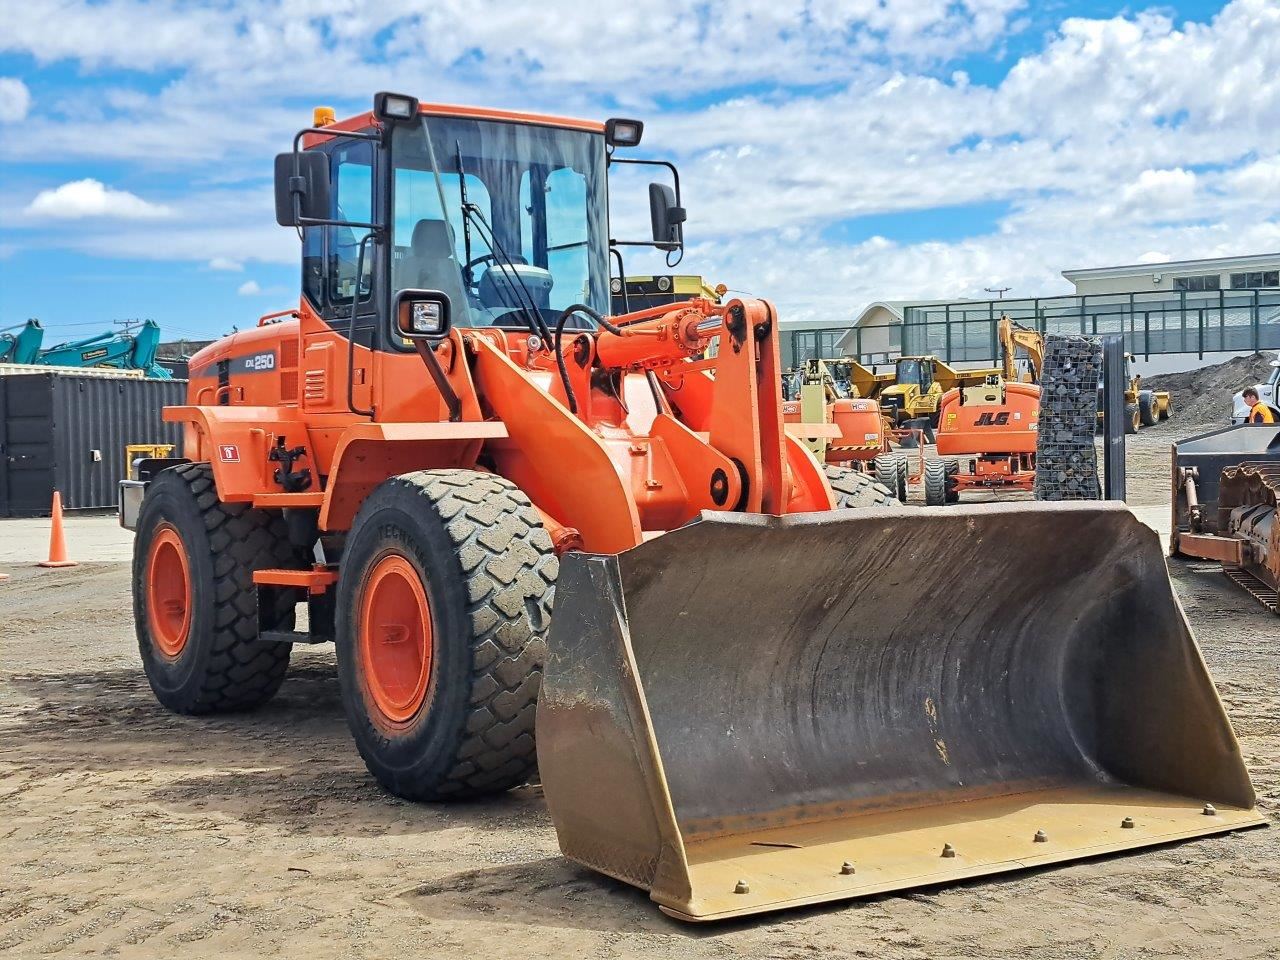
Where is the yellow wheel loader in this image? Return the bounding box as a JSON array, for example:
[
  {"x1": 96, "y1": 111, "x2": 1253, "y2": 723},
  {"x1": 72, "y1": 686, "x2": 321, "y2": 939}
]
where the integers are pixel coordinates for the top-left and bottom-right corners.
[
  {"x1": 1096, "y1": 353, "x2": 1174, "y2": 433},
  {"x1": 124, "y1": 93, "x2": 1261, "y2": 925},
  {"x1": 879, "y1": 354, "x2": 1002, "y2": 427}
]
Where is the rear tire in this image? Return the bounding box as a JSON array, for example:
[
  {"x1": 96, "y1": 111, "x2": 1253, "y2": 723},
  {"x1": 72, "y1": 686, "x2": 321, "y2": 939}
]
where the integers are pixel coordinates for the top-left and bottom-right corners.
[
  {"x1": 824, "y1": 464, "x2": 897, "y2": 508},
  {"x1": 924, "y1": 458, "x2": 948, "y2": 507},
  {"x1": 895, "y1": 457, "x2": 909, "y2": 502},
  {"x1": 335, "y1": 469, "x2": 557, "y2": 801},
  {"x1": 133, "y1": 462, "x2": 302, "y2": 714},
  {"x1": 1159, "y1": 398, "x2": 1172, "y2": 421},
  {"x1": 1139, "y1": 392, "x2": 1157, "y2": 427}
]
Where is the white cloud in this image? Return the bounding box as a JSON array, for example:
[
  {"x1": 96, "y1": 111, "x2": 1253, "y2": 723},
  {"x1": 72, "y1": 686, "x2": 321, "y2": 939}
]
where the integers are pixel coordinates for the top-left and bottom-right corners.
[
  {"x1": 0, "y1": 78, "x2": 29, "y2": 122},
  {"x1": 208, "y1": 257, "x2": 243, "y2": 271},
  {"x1": 24, "y1": 179, "x2": 171, "y2": 220},
  {"x1": 237, "y1": 280, "x2": 262, "y2": 296},
  {"x1": 5, "y1": 0, "x2": 1280, "y2": 334},
  {"x1": 0, "y1": 1, "x2": 1027, "y2": 95}
]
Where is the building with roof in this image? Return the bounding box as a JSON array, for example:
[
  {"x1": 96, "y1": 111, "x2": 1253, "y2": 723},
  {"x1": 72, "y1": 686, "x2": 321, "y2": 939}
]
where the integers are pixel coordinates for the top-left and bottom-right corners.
[
  {"x1": 1064, "y1": 252, "x2": 1280, "y2": 297},
  {"x1": 783, "y1": 253, "x2": 1280, "y2": 372}
]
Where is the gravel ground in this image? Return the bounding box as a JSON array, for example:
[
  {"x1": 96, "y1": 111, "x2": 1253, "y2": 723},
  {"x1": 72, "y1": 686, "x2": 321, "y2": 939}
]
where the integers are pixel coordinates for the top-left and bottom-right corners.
[{"x1": 0, "y1": 420, "x2": 1277, "y2": 959}]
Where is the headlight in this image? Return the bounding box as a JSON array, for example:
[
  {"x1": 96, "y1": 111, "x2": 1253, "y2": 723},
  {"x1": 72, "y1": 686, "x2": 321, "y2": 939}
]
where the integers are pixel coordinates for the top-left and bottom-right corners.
[
  {"x1": 374, "y1": 91, "x2": 420, "y2": 123},
  {"x1": 410, "y1": 300, "x2": 444, "y2": 334},
  {"x1": 394, "y1": 290, "x2": 452, "y2": 340}
]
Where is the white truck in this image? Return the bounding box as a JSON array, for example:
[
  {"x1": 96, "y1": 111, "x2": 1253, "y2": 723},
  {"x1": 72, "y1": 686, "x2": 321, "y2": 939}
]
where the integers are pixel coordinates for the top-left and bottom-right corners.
[{"x1": 1232, "y1": 359, "x2": 1280, "y2": 422}]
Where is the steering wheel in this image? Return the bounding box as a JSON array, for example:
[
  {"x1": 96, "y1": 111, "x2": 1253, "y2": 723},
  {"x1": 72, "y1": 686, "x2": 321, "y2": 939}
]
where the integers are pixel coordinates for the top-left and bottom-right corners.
[{"x1": 465, "y1": 252, "x2": 527, "y2": 273}]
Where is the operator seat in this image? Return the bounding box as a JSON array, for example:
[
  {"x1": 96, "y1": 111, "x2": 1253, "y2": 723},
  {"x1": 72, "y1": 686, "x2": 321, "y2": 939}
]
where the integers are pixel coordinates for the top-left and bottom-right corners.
[{"x1": 404, "y1": 219, "x2": 471, "y2": 325}]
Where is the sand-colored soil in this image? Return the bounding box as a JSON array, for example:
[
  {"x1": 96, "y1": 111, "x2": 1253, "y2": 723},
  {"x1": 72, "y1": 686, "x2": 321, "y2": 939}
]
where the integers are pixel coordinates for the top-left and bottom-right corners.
[{"x1": 1, "y1": 425, "x2": 1277, "y2": 959}]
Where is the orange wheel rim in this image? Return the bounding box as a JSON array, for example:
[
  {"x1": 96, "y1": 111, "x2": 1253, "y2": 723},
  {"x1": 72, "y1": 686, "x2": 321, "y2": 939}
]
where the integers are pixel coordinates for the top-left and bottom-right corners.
[
  {"x1": 359, "y1": 553, "x2": 434, "y2": 724},
  {"x1": 147, "y1": 525, "x2": 192, "y2": 658}
]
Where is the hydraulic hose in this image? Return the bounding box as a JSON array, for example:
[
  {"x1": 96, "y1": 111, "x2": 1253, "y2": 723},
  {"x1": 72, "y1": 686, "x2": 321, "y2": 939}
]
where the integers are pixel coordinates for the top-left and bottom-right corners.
[{"x1": 553, "y1": 303, "x2": 613, "y2": 414}]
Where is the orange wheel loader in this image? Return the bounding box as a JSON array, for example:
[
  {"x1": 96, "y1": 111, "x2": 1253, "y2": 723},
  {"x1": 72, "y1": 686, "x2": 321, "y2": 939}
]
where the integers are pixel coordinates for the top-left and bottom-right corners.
[{"x1": 120, "y1": 93, "x2": 1264, "y2": 922}]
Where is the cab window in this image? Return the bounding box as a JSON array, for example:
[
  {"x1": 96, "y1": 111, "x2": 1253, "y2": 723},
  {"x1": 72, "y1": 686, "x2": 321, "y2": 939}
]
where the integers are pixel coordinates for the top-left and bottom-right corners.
[{"x1": 328, "y1": 140, "x2": 374, "y2": 305}]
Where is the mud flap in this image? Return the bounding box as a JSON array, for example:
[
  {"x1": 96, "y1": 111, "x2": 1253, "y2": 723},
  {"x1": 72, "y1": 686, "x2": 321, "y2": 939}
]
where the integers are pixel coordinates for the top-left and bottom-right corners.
[{"x1": 537, "y1": 503, "x2": 1265, "y2": 922}]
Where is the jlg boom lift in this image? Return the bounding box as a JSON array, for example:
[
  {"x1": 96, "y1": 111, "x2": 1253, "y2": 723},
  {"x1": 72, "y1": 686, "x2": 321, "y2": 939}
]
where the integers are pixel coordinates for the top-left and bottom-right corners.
[
  {"x1": 926, "y1": 315, "x2": 1043, "y2": 504},
  {"x1": 122, "y1": 93, "x2": 1263, "y2": 922}
]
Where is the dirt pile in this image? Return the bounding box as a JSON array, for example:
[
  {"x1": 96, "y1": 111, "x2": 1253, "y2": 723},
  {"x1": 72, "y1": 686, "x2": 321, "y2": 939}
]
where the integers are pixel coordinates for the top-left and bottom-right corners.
[{"x1": 1144, "y1": 351, "x2": 1277, "y2": 428}]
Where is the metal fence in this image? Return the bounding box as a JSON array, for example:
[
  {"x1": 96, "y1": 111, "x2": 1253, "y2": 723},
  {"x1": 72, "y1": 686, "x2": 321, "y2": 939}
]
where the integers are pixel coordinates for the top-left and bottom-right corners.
[
  {"x1": 783, "y1": 288, "x2": 1280, "y2": 368},
  {"x1": 782, "y1": 327, "x2": 900, "y2": 369}
]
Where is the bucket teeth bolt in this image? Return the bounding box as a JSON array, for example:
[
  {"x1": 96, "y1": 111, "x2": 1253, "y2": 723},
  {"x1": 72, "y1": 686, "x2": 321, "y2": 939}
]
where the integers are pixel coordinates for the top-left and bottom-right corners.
[
  {"x1": 1121, "y1": 817, "x2": 1135, "y2": 829},
  {"x1": 941, "y1": 843, "x2": 956, "y2": 858},
  {"x1": 1034, "y1": 830, "x2": 1048, "y2": 843},
  {"x1": 840, "y1": 861, "x2": 856, "y2": 875},
  {"x1": 734, "y1": 880, "x2": 750, "y2": 894},
  {"x1": 1202, "y1": 803, "x2": 1217, "y2": 816}
]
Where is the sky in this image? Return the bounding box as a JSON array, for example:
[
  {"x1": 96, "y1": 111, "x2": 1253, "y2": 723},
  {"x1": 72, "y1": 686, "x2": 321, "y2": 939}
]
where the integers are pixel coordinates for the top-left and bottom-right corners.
[{"x1": 1, "y1": 0, "x2": 1279, "y2": 344}]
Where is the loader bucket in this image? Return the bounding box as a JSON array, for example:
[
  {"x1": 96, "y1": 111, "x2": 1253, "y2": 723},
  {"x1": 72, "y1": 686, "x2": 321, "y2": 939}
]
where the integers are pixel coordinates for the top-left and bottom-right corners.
[{"x1": 537, "y1": 503, "x2": 1265, "y2": 922}]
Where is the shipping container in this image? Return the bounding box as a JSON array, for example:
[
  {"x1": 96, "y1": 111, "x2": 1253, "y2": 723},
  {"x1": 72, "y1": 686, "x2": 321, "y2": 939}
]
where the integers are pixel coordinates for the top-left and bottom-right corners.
[{"x1": 0, "y1": 372, "x2": 186, "y2": 516}]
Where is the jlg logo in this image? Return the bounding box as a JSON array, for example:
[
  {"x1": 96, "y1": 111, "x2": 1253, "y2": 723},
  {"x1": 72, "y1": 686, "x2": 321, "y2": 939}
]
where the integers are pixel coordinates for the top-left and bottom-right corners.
[{"x1": 975, "y1": 412, "x2": 1011, "y2": 426}]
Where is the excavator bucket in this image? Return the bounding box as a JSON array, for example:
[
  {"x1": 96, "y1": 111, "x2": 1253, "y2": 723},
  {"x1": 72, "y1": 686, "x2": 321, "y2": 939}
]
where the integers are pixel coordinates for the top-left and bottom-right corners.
[{"x1": 537, "y1": 502, "x2": 1265, "y2": 922}]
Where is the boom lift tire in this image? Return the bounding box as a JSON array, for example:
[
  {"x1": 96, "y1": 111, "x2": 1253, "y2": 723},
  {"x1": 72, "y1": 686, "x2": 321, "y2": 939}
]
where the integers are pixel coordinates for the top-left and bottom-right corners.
[
  {"x1": 924, "y1": 458, "x2": 949, "y2": 506},
  {"x1": 335, "y1": 469, "x2": 557, "y2": 801},
  {"x1": 896, "y1": 457, "x2": 909, "y2": 502},
  {"x1": 945, "y1": 459, "x2": 961, "y2": 503},
  {"x1": 133, "y1": 463, "x2": 304, "y2": 714},
  {"x1": 1139, "y1": 391, "x2": 1157, "y2": 427},
  {"x1": 873, "y1": 454, "x2": 899, "y2": 499},
  {"x1": 823, "y1": 464, "x2": 897, "y2": 508}
]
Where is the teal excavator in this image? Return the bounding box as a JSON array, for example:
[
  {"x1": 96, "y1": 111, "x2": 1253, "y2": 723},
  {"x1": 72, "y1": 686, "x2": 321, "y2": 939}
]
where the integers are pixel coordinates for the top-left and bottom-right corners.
[
  {"x1": 1, "y1": 319, "x2": 171, "y2": 378},
  {"x1": 0, "y1": 320, "x2": 44, "y2": 364}
]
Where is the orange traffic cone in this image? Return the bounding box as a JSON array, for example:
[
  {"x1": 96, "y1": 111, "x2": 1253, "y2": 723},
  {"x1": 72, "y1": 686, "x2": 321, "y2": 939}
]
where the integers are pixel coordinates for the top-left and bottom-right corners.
[{"x1": 38, "y1": 491, "x2": 77, "y2": 568}]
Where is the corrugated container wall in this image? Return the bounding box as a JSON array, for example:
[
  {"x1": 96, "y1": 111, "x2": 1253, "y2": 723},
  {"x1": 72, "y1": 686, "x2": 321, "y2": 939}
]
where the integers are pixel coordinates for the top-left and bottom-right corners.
[{"x1": 0, "y1": 373, "x2": 186, "y2": 516}]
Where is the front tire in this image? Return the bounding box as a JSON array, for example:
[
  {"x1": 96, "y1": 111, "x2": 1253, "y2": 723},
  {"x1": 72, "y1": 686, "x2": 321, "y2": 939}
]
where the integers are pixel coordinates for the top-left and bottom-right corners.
[
  {"x1": 1126, "y1": 403, "x2": 1141, "y2": 434},
  {"x1": 335, "y1": 469, "x2": 557, "y2": 801},
  {"x1": 944, "y1": 460, "x2": 961, "y2": 503},
  {"x1": 1139, "y1": 392, "x2": 1157, "y2": 426},
  {"x1": 924, "y1": 458, "x2": 948, "y2": 506},
  {"x1": 874, "y1": 454, "x2": 900, "y2": 500},
  {"x1": 133, "y1": 463, "x2": 302, "y2": 714}
]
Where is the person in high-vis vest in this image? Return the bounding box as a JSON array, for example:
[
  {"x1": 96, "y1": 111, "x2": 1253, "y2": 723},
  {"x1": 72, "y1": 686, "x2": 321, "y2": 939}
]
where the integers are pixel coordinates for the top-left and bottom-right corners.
[{"x1": 1243, "y1": 387, "x2": 1277, "y2": 424}]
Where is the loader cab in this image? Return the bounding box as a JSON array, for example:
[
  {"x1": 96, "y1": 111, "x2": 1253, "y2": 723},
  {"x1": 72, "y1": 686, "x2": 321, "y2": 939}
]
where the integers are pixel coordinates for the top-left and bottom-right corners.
[
  {"x1": 277, "y1": 94, "x2": 686, "y2": 357},
  {"x1": 895, "y1": 357, "x2": 935, "y2": 392}
]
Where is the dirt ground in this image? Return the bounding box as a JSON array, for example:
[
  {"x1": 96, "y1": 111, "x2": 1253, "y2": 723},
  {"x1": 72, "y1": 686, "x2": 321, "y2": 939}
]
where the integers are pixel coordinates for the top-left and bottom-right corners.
[{"x1": 2, "y1": 421, "x2": 1278, "y2": 959}]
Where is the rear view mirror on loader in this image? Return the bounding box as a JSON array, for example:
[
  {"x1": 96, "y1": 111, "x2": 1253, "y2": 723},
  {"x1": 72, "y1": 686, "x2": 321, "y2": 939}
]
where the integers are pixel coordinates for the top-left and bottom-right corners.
[
  {"x1": 274, "y1": 151, "x2": 331, "y2": 226},
  {"x1": 649, "y1": 182, "x2": 685, "y2": 252}
]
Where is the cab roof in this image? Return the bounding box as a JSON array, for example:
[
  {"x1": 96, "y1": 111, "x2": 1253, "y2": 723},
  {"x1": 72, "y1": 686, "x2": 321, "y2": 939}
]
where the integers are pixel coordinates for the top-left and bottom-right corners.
[{"x1": 312, "y1": 102, "x2": 604, "y2": 141}]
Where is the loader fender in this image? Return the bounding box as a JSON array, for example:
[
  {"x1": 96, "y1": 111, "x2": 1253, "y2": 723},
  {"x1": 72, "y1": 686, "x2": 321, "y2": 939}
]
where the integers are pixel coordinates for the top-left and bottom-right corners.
[{"x1": 537, "y1": 502, "x2": 1265, "y2": 921}]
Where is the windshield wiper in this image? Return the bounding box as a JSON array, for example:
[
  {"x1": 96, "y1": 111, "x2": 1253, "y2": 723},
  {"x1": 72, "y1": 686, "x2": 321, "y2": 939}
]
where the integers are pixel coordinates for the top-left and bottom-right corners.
[
  {"x1": 453, "y1": 147, "x2": 552, "y2": 345},
  {"x1": 455, "y1": 141, "x2": 475, "y2": 289},
  {"x1": 461, "y1": 203, "x2": 554, "y2": 346}
]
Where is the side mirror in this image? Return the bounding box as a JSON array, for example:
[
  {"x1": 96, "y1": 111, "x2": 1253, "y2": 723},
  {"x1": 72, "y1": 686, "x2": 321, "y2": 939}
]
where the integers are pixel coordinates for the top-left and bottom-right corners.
[
  {"x1": 394, "y1": 289, "x2": 453, "y2": 342},
  {"x1": 274, "y1": 151, "x2": 331, "y2": 227},
  {"x1": 649, "y1": 182, "x2": 686, "y2": 252}
]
